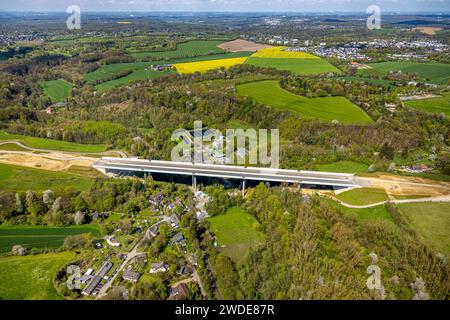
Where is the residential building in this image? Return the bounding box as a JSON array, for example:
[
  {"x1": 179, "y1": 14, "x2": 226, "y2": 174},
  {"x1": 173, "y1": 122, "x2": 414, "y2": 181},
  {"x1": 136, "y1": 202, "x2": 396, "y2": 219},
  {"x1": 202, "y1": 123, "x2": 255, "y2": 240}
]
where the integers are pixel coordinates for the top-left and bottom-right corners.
[
  {"x1": 122, "y1": 270, "x2": 141, "y2": 283},
  {"x1": 82, "y1": 261, "x2": 113, "y2": 296},
  {"x1": 171, "y1": 283, "x2": 189, "y2": 299},
  {"x1": 150, "y1": 262, "x2": 169, "y2": 274},
  {"x1": 170, "y1": 213, "x2": 181, "y2": 229}
]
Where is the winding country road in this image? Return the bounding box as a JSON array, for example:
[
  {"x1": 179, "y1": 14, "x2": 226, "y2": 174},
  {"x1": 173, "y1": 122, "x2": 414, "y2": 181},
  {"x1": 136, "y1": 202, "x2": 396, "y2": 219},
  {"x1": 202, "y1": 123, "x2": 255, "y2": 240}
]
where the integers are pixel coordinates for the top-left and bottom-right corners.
[
  {"x1": 331, "y1": 194, "x2": 450, "y2": 209},
  {"x1": 0, "y1": 140, "x2": 128, "y2": 158}
]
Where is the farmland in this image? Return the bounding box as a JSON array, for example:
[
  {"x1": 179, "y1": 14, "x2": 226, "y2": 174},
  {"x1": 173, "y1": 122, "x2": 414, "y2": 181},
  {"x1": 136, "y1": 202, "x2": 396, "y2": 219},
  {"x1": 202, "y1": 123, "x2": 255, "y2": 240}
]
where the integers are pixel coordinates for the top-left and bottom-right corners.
[
  {"x1": 209, "y1": 207, "x2": 264, "y2": 263},
  {"x1": 366, "y1": 61, "x2": 450, "y2": 84},
  {"x1": 40, "y1": 79, "x2": 72, "y2": 103},
  {"x1": 398, "y1": 202, "x2": 450, "y2": 256},
  {"x1": 0, "y1": 252, "x2": 74, "y2": 300},
  {"x1": 130, "y1": 40, "x2": 225, "y2": 60},
  {"x1": 251, "y1": 46, "x2": 319, "y2": 59},
  {"x1": 236, "y1": 80, "x2": 373, "y2": 124},
  {"x1": 0, "y1": 163, "x2": 94, "y2": 192},
  {"x1": 404, "y1": 93, "x2": 450, "y2": 116},
  {"x1": 86, "y1": 52, "x2": 252, "y2": 89},
  {"x1": 246, "y1": 57, "x2": 339, "y2": 75},
  {"x1": 95, "y1": 69, "x2": 173, "y2": 91},
  {"x1": 0, "y1": 225, "x2": 100, "y2": 254},
  {"x1": 0, "y1": 130, "x2": 106, "y2": 153},
  {"x1": 218, "y1": 39, "x2": 272, "y2": 52},
  {"x1": 174, "y1": 57, "x2": 248, "y2": 74},
  {"x1": 337, "y1": 76, "x2": 393, "y2": 87},
  {"x1": 245, "y1": 46, "x2": 339, "y2": 75},
  {"x1": 84, "y1": 61, "x2": 151, "y2": 83}
]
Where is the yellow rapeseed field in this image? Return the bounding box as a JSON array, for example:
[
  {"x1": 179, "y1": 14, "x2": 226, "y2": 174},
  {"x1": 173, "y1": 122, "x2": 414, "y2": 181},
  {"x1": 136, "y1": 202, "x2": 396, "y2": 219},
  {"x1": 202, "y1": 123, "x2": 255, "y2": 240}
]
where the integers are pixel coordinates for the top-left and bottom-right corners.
[
  {"x1": 174, "y1": 57, "x2": 248, "y2": 74},
  {"x1": 251, "y1": 46, "x2": 319, "y2": 59}
]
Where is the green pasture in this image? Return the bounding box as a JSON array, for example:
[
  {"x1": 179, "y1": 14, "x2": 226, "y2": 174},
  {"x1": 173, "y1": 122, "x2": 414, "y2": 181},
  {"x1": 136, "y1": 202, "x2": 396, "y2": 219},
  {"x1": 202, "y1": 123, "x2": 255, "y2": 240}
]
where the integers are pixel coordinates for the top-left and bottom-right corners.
[
  {"x1": 0, "y1": 252, "x2": 74, "y2": 300},
  {"x1": 315, "y1": 161, "x2": 369, "y2": 174},
  {"x1": 130, "y1": 40, "x2": 225, "y2": 60},
  {"x1": 209, "y1": 207, "x2": 264, "y2": 263},
  {"x1": 0, "y1": 130, "x2": 106, "y2": 153},
  {"x1": 336, "y1": 188, "x2": 389, "y2": 206},
  {"x1": 0, "y1": 163, "x2": 94, "y2": 192},
  {"x1": 40, "y1": 79, "x2": 73, "y2": 103},
  {"x1": 236, "y1": 80, "x2": 373, "y2": 124},
  {"x1": 404, "y1": 93, "x2": 450, "y2": 116},
  {"x1": 0, "y1": 225, "x2": 100, "y2": 254},
  {"x1": 366, "y1": 62, "x2": 450, "y2": 85},
  {"x1": 246, "y1": 57, "x2": 340, "y2": 75},
  {"x1": 398, "y1": 202, "x2": 450, "y2": 257}
]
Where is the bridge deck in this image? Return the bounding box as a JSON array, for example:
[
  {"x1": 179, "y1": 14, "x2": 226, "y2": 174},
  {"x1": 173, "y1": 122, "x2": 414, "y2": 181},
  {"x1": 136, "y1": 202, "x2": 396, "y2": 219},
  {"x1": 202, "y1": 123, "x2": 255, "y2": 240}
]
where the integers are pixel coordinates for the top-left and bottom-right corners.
[{"x1": 93, "y1": 158, "x2": 359, "y2": 188}]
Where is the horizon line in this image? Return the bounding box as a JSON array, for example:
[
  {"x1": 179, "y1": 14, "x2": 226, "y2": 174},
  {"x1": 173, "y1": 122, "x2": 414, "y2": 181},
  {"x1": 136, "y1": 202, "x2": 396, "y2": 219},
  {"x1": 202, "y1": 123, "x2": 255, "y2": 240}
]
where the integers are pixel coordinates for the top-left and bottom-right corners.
[{"x1": 1, "y1": 10, "x2": 450, "y2": 14}]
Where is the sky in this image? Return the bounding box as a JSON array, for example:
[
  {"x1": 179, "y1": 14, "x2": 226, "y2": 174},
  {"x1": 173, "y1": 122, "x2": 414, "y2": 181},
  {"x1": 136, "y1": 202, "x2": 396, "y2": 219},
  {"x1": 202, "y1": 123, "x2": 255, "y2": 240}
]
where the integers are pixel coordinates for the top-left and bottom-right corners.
[{"x1": 0, "y1": 0, "x2": 449, "y2": 13}]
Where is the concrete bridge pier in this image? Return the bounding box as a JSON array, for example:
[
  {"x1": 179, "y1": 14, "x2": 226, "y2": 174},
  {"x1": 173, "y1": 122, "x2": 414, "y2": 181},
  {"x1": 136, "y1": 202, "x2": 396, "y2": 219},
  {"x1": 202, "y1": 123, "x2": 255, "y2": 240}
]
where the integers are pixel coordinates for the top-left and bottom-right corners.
[{"x1": 192, "y1": 175, "x2": 197, "y2": 192}]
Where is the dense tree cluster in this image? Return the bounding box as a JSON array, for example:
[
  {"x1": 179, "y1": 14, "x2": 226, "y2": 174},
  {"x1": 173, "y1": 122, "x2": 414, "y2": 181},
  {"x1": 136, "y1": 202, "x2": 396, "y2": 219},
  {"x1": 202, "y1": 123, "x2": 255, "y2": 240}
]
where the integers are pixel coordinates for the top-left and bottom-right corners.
[{"x1": 203, "y1": 184, "x2": 450, "y2": 300}]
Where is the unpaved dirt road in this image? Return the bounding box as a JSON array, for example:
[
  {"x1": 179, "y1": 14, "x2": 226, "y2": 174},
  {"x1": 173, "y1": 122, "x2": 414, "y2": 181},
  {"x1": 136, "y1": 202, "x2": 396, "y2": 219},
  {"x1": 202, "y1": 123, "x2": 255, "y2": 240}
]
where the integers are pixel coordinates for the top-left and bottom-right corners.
[{"x1": 0, "y1": 141, "x2": 127, "y2": 172}]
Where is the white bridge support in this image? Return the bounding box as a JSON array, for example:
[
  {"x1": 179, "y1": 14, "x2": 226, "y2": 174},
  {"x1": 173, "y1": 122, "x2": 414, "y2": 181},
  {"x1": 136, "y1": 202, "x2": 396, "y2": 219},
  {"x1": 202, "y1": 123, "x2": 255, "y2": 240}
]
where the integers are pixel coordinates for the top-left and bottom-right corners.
[
  {"x1": 92, "y1": 157, "x2": 361, "y2": 190},
  {"x1": 192, "y1": 175, "x2": 197, "y2": 192}
]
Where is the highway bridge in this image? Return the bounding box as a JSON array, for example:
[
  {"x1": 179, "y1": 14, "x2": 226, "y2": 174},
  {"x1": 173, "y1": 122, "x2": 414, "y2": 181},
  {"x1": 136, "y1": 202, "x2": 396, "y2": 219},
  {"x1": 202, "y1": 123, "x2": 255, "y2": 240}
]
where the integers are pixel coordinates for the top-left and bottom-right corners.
[{"x1": 92, "y1": 157, "x2": 361, "y2": 191}]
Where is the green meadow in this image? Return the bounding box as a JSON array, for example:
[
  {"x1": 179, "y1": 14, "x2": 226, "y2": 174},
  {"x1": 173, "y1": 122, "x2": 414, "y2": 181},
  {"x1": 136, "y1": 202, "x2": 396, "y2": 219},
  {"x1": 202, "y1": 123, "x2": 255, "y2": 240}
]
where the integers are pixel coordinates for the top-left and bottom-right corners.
[
  {"x1": 0, "y1": 130, "x2": 106, "y2": 153},
  {"x1": 398, "y1": 202, "x2": 450, "y2": 257},
  {"x1": 236, "y1": 80, "x2": 373, "y2": 124},
  {"x1": 246, "y1": 57, "x2": 340, "y2": 75},
  {"x1": 130, "y1": 40, "x2": 225, "y2": 60},
  {"x1": 337, "y1": 76, "x2": 393, "y2": 87},
  {"x1": 0, "y1": 252, "x2": 74, "y2": 300},
  {"x1": 315, "y1": 161, "x2": 369, "y2": 174},
  {"x1": 209, "y1": 207, "x2": 264, "y2": 263},
  {"x1": 94, "y1": 69, "x2": 174, "y2": 90},
  {"x1": 0, "y1": 225, "x2": 100, "y2": 254},
  {"x1": 404, "y1": 93, "x2": 450, "y2": 116},
  {"x1": 0, "y1": 163, "x2": 94, "y2": 192},
  {"x1": 40, "y1": 79, "x2": 73, "y2": 103},
  {"x1": 0, "y1": 142, "x2": 29, "y2": 152},
  {"x1": 336, "y1": 188, "x2": 389, "y2": 206},
  {"x1": 338, "y1": 204, "x2": 395, "y2": 224},
  {"x1": 366, "y1": 62, "x2": 450, "y2": 85}
]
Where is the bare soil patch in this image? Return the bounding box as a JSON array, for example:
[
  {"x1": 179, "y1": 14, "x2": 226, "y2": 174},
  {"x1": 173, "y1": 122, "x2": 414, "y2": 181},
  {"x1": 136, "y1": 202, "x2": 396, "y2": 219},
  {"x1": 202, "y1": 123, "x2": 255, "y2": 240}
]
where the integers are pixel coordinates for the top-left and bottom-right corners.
[
  {"x1": 413, "y1": 27, "x2": 442, "y2": 35},
  {"x1": 0, "y1": 153, "x2": 95, "y2": 172},
  {"x1": 218, "y1": 39, "x2": 273, "y2": 52},
  {"x1": 368, "y1": 174, "x2": 450, "y2": 198}
]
